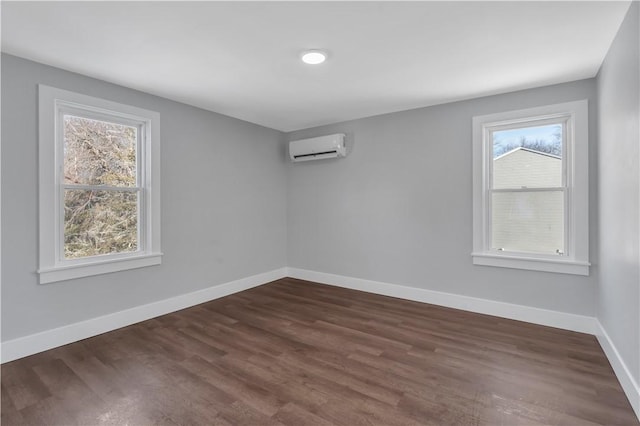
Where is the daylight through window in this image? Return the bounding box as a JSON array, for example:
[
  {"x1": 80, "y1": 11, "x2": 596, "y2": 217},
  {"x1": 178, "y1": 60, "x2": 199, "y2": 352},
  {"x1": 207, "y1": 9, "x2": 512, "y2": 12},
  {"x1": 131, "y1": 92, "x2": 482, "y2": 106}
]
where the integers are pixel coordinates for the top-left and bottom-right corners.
[
  {"x1": 490, "y1": 122, "x2": 565, "y2": 255},
  {"x1": 63, "y1": 115, "x2": 140, "y2": 259}
]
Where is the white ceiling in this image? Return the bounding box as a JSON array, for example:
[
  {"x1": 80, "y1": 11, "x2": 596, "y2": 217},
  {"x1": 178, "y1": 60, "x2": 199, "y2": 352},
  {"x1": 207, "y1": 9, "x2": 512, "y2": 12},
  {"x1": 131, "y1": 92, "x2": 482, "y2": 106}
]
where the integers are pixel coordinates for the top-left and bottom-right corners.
[{"x1": 1, "y1": 1, "x2": 631, "y2": 132}]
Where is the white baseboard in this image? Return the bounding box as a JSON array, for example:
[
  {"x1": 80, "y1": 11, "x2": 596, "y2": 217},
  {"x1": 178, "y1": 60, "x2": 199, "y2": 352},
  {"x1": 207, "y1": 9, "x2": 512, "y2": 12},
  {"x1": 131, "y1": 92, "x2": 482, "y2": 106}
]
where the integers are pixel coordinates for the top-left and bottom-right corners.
[
  {"x1": 286, "y1": 268, "x2": 598, "y2": 334},
  {"x1": 595, "y1": 321, "x2": 640, "y2": 420},
  {"x1": 1, "y1": 268, "x2": 287, "y2": 363},
  {"x1": 3, "y1": 266, "x2": 637, "y2": 422}
]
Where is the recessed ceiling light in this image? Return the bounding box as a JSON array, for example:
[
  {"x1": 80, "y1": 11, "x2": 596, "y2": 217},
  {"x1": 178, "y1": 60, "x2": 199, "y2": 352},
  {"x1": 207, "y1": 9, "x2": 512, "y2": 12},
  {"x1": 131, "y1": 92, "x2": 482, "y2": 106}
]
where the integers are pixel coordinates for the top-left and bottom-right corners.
[{"x1": 301, "y1": 50, "x2": 327, "y2": 65}]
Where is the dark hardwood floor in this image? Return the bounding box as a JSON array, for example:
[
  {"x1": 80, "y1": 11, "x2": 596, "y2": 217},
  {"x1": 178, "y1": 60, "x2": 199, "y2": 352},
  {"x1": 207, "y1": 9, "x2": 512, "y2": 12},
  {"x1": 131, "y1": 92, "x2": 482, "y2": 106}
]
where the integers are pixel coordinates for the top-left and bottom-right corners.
[{"x1": 2, "y1": 278, "x2": 637, "y2": 425}]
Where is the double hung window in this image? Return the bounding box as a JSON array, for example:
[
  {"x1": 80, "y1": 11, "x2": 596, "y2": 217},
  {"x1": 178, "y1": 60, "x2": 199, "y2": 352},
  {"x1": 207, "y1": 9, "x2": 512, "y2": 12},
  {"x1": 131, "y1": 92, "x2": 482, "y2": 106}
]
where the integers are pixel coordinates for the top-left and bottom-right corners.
[
  {"x1": 38, "y1": 85, "x2": 161, "y2": 283},
  {"x1": 472, "y1": 100, "x2": 589, "y2": 275}
]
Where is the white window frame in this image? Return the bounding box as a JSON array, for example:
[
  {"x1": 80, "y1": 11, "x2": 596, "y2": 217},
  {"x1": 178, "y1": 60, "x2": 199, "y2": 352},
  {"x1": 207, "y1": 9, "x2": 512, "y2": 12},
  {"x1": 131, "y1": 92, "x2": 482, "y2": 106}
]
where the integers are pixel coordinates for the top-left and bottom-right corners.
[
  {"x1": 38, "y1": 85, "x2": 162, "y2": 284},
  {"x1": 472, "y1": 100, "x2": 589, "y2": 275}
]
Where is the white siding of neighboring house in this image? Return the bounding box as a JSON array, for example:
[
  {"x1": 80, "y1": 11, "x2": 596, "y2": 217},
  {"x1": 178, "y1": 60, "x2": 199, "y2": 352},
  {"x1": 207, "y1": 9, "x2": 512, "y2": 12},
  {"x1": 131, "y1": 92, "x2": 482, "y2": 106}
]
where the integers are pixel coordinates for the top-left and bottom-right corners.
[{"x1": 492, "y1": 148, "x2": 563, "y2": 254}]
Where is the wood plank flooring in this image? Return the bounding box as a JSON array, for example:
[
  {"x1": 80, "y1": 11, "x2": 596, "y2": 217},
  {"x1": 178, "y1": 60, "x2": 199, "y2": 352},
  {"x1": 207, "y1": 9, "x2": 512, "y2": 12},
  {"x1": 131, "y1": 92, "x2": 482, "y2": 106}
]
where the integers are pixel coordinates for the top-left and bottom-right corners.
[{"x1": 2, "y1": 278, "x2": 637, "y2": 425}]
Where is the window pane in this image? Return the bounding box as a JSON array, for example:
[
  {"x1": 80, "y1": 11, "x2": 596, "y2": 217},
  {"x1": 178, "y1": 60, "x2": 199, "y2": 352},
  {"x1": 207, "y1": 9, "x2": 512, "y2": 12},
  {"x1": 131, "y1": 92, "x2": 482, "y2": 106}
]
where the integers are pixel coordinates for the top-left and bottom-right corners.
[
  {"x1": 492, "y1": 124, "x2": 562, "y2": 189},
  {"x1": 491, "y1": 190, "x2": 564, "y2": 255},
  {"x1": 64, "y1": 115, "x2": 137, "y2": 187},
  {"x1": 64, "y1": 189, "x2": 138, "y2": 259}
]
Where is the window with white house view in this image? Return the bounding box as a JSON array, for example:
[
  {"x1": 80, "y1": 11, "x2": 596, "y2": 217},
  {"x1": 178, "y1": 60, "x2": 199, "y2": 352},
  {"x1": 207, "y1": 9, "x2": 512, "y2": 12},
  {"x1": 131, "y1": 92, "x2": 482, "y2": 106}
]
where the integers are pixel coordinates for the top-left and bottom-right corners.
[
  {"x1": 472, "y1": 101, "x2": 589, "y2": 275},
  {"x1": 38, "y1": 85, "x2": 162, "y2": 284},
  {"x1": 492, "y1": 124, "x2": 564, "y2": 255}
]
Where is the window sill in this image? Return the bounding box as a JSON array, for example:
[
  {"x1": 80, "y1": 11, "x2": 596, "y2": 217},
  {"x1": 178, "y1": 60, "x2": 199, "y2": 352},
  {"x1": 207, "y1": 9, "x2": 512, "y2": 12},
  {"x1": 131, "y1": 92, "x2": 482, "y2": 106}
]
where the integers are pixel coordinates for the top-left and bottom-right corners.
[
  {"x1": 38, "y1": 253, "x2": 163, "y2": 284},
  {"x1": 472, "y1": 252, "x2": 590, "y2": 275}
]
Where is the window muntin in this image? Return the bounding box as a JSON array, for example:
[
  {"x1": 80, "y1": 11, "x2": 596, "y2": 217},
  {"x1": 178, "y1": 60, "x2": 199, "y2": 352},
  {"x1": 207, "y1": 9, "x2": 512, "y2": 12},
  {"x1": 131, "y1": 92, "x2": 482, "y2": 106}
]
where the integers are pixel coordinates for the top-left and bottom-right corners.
[
  {"x1": 38, "y1": 85, "x2": 161, "y2": 284},
  {"x1": 471, "y1": 100, "x2": 589, "y2": 275}
]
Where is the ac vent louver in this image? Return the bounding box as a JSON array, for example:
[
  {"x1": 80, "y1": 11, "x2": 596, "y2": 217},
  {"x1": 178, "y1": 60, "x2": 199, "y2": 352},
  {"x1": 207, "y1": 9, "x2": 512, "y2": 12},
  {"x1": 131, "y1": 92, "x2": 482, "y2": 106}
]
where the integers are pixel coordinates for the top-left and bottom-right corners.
[{"x1": 289, "y1": 134, "x2": 346, "y2": 162}]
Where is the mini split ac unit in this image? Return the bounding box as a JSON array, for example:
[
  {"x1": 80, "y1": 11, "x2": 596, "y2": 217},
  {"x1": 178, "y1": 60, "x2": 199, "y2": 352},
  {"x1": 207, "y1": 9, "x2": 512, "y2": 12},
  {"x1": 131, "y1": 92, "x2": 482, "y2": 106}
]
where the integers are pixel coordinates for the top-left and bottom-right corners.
[{"x1": 289, "y1": 133, "x2": 346, "y2": 162}]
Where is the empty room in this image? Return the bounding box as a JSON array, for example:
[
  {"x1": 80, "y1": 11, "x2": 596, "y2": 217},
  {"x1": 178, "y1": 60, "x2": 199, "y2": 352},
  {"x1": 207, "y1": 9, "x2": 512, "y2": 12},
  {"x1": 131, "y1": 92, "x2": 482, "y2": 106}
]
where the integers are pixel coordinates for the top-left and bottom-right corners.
[{"x1": 1, "y1": 1, "x2": 639, "y2": 425}]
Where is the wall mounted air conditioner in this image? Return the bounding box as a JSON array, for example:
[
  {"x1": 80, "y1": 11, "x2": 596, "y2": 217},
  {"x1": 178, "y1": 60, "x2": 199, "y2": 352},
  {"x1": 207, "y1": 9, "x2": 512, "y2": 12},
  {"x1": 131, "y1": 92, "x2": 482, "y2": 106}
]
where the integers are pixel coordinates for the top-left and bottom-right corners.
[{"x1": 289, "y1": 133, "x2": 346, "y2": 162}]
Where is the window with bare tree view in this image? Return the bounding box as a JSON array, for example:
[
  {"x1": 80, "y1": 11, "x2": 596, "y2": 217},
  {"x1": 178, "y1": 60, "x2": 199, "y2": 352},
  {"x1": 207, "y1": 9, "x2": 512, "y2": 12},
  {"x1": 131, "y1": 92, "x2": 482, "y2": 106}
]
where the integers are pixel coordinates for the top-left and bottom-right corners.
[
  {"x1": 38, "y1": 85, "x2": 161, "y2": 284},
  {"x1": 63, "y1": 116, "x2": 140, "y2": 258}
]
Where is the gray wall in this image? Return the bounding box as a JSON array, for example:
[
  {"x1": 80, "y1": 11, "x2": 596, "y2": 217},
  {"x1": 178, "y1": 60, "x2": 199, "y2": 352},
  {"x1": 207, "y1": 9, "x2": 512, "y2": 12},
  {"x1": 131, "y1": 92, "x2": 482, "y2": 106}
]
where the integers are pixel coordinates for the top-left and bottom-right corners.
[
  {"x1": 287, "y1": 79, "x2": 598, "y2": 316},
  {"x1": 1, "y1": 54, "x2": 287, "y2": 341},
  {"x1": 597, "y1": 2, "x2": 640, "y2": 385}
]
